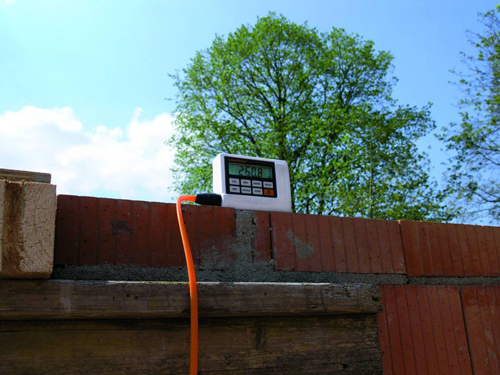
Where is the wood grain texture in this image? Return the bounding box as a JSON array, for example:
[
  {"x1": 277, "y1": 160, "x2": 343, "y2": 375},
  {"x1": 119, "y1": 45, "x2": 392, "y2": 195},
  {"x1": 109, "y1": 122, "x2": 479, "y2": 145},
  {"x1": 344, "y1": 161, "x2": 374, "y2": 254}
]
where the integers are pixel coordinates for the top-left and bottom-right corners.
[
  {"x1": 0, "y1": 181, "x2": 56, "y2": 278},
  {"x1": 0, "y1": 280, "x2": 382, "y2": 320},
  {"x1": 0, "y1": 315, "x2": 382, "y2": 374}
]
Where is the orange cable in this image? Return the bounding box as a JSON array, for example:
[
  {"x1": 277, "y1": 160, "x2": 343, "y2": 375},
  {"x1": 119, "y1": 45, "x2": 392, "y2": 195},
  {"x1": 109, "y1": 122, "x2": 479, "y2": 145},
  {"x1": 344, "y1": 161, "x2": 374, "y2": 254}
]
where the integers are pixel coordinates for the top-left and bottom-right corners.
[{"x1": 176, "y1": 195, "x2": 198, "y2": 375}]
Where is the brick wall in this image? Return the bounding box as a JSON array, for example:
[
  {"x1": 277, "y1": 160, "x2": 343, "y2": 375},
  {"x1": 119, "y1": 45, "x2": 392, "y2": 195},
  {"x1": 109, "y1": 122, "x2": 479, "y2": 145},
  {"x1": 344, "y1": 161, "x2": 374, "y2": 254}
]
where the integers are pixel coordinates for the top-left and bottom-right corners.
[{"x1": 54, "y1": 195, "x2": 500, "y2": 374}]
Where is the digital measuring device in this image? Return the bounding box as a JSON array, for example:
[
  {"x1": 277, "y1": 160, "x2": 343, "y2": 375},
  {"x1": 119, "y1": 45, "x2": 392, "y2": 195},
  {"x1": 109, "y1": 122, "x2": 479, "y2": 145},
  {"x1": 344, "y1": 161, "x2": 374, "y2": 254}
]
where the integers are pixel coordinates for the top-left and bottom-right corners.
[{"x1": 212, "y1": 153, "x2": 292, "y2": 212}]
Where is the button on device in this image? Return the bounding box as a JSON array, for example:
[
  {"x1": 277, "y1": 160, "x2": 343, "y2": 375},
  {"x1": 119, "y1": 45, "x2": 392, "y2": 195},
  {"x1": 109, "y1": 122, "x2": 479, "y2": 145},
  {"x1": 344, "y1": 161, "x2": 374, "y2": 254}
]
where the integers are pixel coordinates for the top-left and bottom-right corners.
[
  {"x1": 241, "y1": 187, "x2": 252, "y2": 194},
  {"x1": 229, "y1": 186, "x2": 240, "y2": 193},
  {"x1": 229, "y1": 178, "x2": 240, "y2": 185},
  {"x1": 264, "y1": 189, "x2": 274, "y2": 196},
  {"x1": 241, "y1": 179, "x2": 251, "y2": 186},
  {"x1": 252, "y1": 180, "x2": 262, "y2": 187},
  {"x1": 253, "y1": 188, "x2": 263, "y2": 195},
  {"x1": 263, "y1": 181, "x2": 273, "y2": 188}
]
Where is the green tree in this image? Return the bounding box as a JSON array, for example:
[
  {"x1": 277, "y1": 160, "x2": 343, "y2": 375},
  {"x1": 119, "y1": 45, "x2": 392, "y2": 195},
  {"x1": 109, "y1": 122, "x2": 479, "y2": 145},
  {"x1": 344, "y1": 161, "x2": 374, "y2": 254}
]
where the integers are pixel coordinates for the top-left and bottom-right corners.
[
  {"x1": 170, "y1": 14, "x2": 452, "y2": 221},
  {"x1": 440, "y1": 8, "x2": 500, "y2": 223}
]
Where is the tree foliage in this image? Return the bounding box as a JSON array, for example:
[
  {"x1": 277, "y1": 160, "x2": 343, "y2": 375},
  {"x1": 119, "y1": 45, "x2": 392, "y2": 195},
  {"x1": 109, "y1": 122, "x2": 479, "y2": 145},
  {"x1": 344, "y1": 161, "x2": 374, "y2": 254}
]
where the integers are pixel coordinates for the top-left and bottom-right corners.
[
  {"x1": 440, "y1": 8, "x2": 500, "y2": 223},
  {"x1": 170, "y1": 14, "x2": 452, "y2": 221}
]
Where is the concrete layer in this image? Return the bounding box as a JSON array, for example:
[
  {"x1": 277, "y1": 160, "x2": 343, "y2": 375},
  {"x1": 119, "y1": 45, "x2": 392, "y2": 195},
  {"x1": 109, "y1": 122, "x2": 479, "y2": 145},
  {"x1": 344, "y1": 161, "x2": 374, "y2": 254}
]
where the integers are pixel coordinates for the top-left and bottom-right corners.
[
  {"x1": 50, "y1": 265, "x2": 500, "y2": 285},
  {"x1": 51, "y1": 264, "x2": 407, "y2": 284},
  {"x1": 408, "y1": 276, "x2": 500, "y2": 286}
]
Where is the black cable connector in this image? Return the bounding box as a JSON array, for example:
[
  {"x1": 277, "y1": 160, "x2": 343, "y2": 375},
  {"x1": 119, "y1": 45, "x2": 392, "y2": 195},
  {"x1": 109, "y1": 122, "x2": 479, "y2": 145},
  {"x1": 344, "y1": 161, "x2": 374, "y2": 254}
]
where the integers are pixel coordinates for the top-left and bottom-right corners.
[{"x1": 195, "y1": 193, "x2": 222, "y2": 206}]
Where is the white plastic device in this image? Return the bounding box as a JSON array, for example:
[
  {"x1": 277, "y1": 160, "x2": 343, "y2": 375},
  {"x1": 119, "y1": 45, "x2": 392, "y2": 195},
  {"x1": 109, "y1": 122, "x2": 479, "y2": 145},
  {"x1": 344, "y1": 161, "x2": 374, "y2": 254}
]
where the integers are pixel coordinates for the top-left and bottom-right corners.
[{"x1": 213, "y1": 153, "x2": 292, "y2": 212}]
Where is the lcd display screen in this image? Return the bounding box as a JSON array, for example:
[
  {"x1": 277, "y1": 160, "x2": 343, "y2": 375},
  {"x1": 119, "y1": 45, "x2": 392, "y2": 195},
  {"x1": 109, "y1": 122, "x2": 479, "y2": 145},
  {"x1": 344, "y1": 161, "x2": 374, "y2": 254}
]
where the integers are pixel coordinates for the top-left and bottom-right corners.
[{"x1": 228, "y1": 162, "x2": 272, "y2": 179}]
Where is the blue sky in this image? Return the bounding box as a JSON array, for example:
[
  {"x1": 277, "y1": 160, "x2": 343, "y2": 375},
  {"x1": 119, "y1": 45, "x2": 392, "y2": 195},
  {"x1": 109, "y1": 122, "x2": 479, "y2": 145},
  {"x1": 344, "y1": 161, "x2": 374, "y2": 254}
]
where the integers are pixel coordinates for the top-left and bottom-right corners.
[{"x1": 0, "y1": 0, "x2": 497, "y2": 203}]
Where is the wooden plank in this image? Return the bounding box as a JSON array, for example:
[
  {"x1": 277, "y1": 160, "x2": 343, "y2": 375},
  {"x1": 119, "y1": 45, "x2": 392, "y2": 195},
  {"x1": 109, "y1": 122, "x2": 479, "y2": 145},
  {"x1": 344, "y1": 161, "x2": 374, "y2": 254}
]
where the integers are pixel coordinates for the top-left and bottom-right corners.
[
  {"x1": 0, "y1": 315, "x2": 381, "y2": 375},
  {"x1": 0, "y1": 280, "x2": 382, "y2": 320},
  {"x1": 0, "y1": 168, "x2": 51, "y2": 183}
]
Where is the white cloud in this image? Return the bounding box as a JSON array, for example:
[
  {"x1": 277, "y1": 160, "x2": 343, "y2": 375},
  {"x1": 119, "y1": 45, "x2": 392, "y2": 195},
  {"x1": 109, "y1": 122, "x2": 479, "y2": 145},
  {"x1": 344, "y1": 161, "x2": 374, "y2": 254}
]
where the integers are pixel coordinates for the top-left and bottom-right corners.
[{"x1": 0, "y1": 106, "x2": 178, "y2": 202}]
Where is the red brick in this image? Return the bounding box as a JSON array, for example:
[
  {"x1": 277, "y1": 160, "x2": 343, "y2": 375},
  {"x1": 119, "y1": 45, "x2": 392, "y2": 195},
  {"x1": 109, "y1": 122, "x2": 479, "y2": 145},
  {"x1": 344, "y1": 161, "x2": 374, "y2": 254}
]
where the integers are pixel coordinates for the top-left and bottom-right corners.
[
  {"x1": 114, "y1": 199, "x2": 133, "y2": 265},
  {"x1": 330, "y1": 216, "x2": 347, "y2": 272},
  {"x1": 79, "y1": 197, "x2": 99, "y2": 265},
  {"x1": 485, "y1": 226, "x2": 500, "y2": 275},
  {"x1": 253, "y1": 211, "x2": 271, "y2": 263},
  {"x1": 132, "y1": 201, "x2": 150, "y2": 267},
  {"x1": 270, "y1": 212, "x2": 295, "y2": 270},
  {"x1": 54, "y1": 195, "x2": 80, "y2": 265},
  {"x1": 317, "y1": 215, "x2": 335, "y2": 272},
  {"x1": 342, "y1": 217, "x2": 360, "y2": 272},
  {"x1": 212, "y1": 207, "x2": 235, "y2": 269},
  {"x1": 387, "y1": 221, "x2": 406, "y2": 274},
  {"x1": 97, "y1": 198, "x2": 116, "y2": 264},
  {"x1": 272, "y1": 213, "x2": 405, "y2": 274},
  {"x1": 379, "y1": 285, "x2": 472, "y2": 375},
  {"x1": 462, "y1": 286, "x2": 500, "y2": 374},
  {"x1": 166, "y1": 203, "x2": 185, "y2": 268},
  {"x1": 149, "y1": 202, "x2": 167, "y2": 267},
  {"x1": 448, "y1": 223, "x2": 465, "y2": 276},
  {"x1": 365, "y1": 219, "x2": 382, "y2": 274}
]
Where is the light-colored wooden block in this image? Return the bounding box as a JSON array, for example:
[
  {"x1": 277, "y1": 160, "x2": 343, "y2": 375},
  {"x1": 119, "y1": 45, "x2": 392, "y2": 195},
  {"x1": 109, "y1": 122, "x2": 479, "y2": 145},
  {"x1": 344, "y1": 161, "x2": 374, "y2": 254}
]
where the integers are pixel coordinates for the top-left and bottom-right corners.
[{"x1": 0, "y1": 180, "x2": 56, "y2": 278}]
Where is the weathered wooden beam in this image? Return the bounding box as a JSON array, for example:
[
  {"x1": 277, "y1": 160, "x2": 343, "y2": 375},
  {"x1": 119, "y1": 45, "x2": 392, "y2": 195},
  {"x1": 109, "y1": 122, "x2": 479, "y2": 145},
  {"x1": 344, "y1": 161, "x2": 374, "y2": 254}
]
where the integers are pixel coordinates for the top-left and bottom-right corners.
[
  {"x1": 0, "y1": 168, "x2": 51, "y2": 183},
  {"x1": 0, "y1": 280, "x2": 381, "y2": 320},
  {"x1": 0, "y1": 316, "x2": 382, "y2": 374}
]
